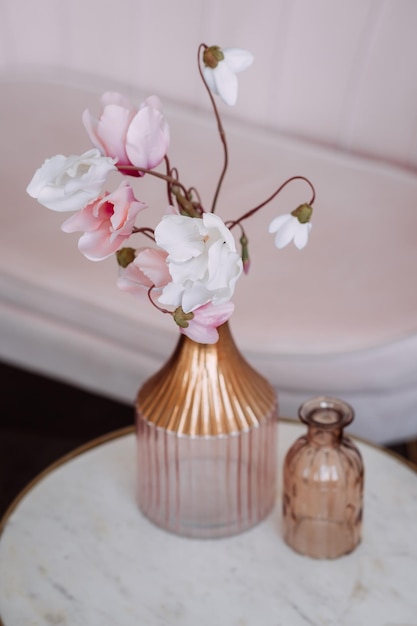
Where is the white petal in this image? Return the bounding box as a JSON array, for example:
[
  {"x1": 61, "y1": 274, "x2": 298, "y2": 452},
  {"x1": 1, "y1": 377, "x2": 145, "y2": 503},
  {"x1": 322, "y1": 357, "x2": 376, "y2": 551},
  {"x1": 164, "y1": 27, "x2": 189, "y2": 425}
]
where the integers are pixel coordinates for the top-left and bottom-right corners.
[
  {"x1": 268, "y1": 213, "x2": 292, "y2": 234},
  {"x1": 155, "y1": 215, "x2": 204, "y2": 260},
  {"x1": 223, "y1": 48, "x2": 254, "y2": 73},
  {"x1": 203, "y1": 212, "x2": 236, "y2": 249},
  {"x1": 169, "y1": 254, "x2": 207, "y2": 284},
  {"x1": 293, "y1": 223, "x2": 312, "y2": 249},
  {"x1": 158, "y1": 281, "x2": 183, "y2": 308},
  {"x1": 213, "y1": 62, "x2": 238, "y2": 106},
  {"x1": 182, "y1": 283, "x2": 211, "y2": 313},
  {"x1": 274, "y1": 217, "x2": 298, "y2": 249},
  {"x1": 202, "y1": 67, "x2": 218, "y2": 95},
  {"x1": 206, "y1": 241, "x2": 242, "y2": 296}
]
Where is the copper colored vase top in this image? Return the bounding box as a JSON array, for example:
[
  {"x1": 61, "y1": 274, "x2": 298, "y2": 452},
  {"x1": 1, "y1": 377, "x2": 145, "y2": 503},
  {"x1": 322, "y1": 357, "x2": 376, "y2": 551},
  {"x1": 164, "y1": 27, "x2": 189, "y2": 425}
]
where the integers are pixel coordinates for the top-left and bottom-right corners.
[
  {"x1": 282, "y1": 396, "x2": 364, "y2": 559},
  {"x1": 136, "y1": 322, "x2": 277, "y2": 436}
]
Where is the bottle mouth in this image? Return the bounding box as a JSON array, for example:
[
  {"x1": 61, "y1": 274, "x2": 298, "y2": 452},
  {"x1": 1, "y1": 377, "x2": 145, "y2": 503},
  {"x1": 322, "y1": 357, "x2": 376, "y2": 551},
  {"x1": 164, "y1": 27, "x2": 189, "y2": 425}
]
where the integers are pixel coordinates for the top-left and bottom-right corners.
[{"x1": 298, "y1": 396, "x2": 354, "y2": 429}]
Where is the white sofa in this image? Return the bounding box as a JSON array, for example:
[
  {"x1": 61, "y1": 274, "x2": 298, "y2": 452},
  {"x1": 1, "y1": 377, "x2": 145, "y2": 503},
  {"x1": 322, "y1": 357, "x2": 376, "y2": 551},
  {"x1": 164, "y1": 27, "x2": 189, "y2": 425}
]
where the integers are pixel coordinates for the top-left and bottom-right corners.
[{"x1": 1, "y1": 0, "x2": 417, "y2": 445}]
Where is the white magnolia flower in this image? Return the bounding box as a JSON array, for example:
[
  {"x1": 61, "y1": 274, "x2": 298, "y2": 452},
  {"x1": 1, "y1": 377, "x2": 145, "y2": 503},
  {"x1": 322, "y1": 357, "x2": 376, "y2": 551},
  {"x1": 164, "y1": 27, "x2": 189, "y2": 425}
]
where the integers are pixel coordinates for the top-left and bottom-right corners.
[
  {"x1": 202, "y1": 46, "x2": 254, "y2": 106},
  {"x1": 26, "y1": 148, "x2": 116, "y2": 212},
  {"x1": 269, "y1": 212, "x2": 312, "y2": 250},
  {"x1": 154, "y1": 212, "x2": 243, "y2": 312}
]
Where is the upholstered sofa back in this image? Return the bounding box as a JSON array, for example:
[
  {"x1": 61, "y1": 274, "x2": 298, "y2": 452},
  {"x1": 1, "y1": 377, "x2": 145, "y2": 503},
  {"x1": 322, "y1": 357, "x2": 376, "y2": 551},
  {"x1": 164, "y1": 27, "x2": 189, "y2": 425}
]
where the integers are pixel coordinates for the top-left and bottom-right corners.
[
  {"x1": 1, "y1": 1, "x2": 417, "y2": 445},
  {"x1": 2, "y1": 0, "x2": 417, "y2": 171}
]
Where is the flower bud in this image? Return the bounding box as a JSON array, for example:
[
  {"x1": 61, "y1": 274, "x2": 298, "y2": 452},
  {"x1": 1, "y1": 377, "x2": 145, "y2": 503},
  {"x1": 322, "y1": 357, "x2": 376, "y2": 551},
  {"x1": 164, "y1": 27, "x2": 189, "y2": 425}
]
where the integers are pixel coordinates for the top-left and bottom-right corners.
[
  {"x1": 203, "y1": 46, "x2": 224, "y2": 69},
  {"x1": 291, "y1": 203, "x2": 313, "y2": 224},
  {"x1": 116, "y1": 247, "x2": 136, "y2": 268},
  {"x1": 173, "y1": 306, "x2": 194, "y2": 329},
  {"x1": 240, "y1": 233, "x2": 251, "y2": 275}
]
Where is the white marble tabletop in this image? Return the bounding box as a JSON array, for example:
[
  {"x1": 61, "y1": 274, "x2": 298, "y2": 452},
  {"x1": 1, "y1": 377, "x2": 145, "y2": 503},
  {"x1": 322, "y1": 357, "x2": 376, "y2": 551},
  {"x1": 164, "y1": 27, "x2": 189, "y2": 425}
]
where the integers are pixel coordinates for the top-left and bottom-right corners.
[{"x1": 1, "y1": 420, "x2": 417, "y2": 626}]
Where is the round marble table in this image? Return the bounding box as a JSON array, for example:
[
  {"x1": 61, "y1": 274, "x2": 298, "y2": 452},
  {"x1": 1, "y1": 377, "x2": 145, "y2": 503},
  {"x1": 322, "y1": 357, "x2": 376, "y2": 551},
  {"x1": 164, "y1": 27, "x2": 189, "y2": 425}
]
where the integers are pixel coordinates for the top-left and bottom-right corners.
[{"x1": 1, "y1": 420, "x2": 416, "y2": 626}]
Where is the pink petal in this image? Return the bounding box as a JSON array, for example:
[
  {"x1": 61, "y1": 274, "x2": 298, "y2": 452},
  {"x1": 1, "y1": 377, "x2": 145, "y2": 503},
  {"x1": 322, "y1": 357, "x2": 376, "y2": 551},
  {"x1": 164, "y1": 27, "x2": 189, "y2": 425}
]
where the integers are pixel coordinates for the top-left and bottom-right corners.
[
  {"x1": 95, "y1": 104, "x2": 135, "y2": 164},
  {"x1": 117, "y1": 260, "x2": 153, "y2": 297},
  {"x1": 126, "y1": 106, "x2": 169, "y2": 169},
  {"x1": 135, "y1": 248, "x2": 170, "y2": 288},
  {"x1": 61, "y1": 200, "x2": 102, "y2": 233},
  {"x1": 77, "y1": 227, "x2": 122, "y2": 261},
  {"x1": 180, "y1": 302, "x2": 235, "y2": 344}
]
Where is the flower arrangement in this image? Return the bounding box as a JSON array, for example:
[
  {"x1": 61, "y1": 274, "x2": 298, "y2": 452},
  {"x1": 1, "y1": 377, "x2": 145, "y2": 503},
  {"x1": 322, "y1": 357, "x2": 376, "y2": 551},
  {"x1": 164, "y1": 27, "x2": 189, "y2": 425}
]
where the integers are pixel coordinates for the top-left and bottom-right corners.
[{"x1": 27, "y1": 44, "x2": 315, "y2": 344}]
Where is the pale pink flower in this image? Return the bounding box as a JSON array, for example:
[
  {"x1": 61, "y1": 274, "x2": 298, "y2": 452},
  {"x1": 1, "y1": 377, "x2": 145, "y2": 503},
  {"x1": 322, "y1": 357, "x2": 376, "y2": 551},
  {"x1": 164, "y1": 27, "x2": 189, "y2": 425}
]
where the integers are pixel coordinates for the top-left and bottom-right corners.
[
  {"x1": 83, "y1": 92, "x2": 136, "y2": 170},
  {"x1": 61, "y1": 181, "x2": 147, "y2": 261},
  {"x1": 181, "y1": 301, "x2": 235, "y2": 344},
  {"x1": 83, "y1": 92, "x2": 169, "y2": 175},
  {"x1": 117, "y1": 248, "x2": 170, "y2": 297},
  {"x1": 125, "y1": 96, "x2": 170, "y2": 171}
]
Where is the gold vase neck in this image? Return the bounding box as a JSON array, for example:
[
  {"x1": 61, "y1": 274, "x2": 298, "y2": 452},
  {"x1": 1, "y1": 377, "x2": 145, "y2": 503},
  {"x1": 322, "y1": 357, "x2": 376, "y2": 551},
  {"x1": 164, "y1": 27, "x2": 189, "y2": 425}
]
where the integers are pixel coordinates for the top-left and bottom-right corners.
[{"x1": 136, "y1": 323, "x2": 277, "y2": 436}]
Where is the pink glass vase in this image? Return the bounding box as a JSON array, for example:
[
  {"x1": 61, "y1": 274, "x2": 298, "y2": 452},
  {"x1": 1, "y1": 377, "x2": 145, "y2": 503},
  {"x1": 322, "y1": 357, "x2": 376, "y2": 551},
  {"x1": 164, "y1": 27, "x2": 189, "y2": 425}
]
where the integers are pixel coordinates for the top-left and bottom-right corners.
[
  {"x1": 135, "y1": 322, "x2": 278, "y2": 538},
  {"x1": 282, "y1": 396, "x2": 364, "y2": 558}
]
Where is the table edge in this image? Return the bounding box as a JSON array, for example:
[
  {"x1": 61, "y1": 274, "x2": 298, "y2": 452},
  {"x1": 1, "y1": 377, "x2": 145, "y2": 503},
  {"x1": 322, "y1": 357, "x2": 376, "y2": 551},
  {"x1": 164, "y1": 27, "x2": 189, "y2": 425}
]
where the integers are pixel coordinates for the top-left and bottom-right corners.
[{"x1": 0, "y1": 425, "x2": 134, "y2": 537}]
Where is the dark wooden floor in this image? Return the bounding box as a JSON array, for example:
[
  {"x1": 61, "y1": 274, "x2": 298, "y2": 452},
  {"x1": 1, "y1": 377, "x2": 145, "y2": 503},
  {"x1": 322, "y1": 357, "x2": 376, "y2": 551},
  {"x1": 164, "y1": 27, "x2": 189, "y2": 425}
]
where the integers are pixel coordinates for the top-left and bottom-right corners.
[
  {"x1": 0, "y1": 360, "x2": 414, "y2": 520},
  {"x1": 0, "y1": 360, "x2": 134, "y2": 519}
]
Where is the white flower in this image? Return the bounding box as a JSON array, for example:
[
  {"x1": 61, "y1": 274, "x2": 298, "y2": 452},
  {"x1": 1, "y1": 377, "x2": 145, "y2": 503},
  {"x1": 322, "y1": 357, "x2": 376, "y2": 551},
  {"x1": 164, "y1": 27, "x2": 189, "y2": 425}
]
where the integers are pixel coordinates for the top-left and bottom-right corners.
[
  {"x1": 203, "y1": 46, "x2": 254, "y2": 106},
  {"x1": 26, "y1": 148, "x2": 116, "y2": 212},
  {"x1": 268, "y1": 213, "x2": 312, "y2": 250},
  {"x1": 154, "y1": 212, "x2": 243, "y2": 312}
]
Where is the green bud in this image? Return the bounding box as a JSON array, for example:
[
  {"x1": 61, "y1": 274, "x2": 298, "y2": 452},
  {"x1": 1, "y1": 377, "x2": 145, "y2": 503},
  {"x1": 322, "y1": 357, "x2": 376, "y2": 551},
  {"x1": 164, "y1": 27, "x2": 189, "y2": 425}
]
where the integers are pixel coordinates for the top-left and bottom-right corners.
[
  {"x1": 116, "y1": 248, "x2": 136, "y2": 267},
  {"x1": 203, "y1": 46, "x2": 224, "y2": 69},
  {"x1": 173, "y1": 306, "x2": 194, "y2": 329},
  {"x1": 291, "y1": 203, "x2": 313, "y2": 224},
  {"x1": 116, "y1": 247, "x2": 136, "y2": 268},
  {"x1": 172, "y1": 187, "x2": 200, "y2": 218},
  {"x1": 240, "y1": 233, "x2": 250, "y2": 275}
]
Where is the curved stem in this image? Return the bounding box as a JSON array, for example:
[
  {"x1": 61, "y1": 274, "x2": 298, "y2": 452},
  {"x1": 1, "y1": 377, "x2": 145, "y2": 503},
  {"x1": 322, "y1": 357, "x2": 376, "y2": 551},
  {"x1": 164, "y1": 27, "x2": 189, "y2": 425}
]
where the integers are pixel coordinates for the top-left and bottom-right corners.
[
  {"x1": 147, "y1": 286, "x2": 171, "y2": 315},
  {"x1": 131, "y1": 226, "x2": 155, "y2": 241},
  {"x1": 198, "y1": 44, "x2": 228, "y2": 214},
  {"x1": 227, "y1": 175, "x2": 316, "y2": 229},
  {"x1": 164, "y1": 155, "x2": 174, "y2": 206},
  {"x1": 117, "y1": 164, "x2": 189, "y2": 199},
  {"x1": 187, "y1": 186, "x2": 204, "y2": 214}
]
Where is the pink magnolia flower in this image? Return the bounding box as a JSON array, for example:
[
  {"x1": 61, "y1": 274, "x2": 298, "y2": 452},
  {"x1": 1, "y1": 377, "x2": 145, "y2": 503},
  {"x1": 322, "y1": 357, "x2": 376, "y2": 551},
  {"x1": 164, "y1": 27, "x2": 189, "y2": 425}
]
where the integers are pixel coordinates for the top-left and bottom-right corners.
[
  {"x1": 61, "y1": 181, "x2": 147, "y2": 261},
  {"x1": 117, "y1": 248, "x2": 170, "y2": 297},
  {"x1": 180, "y1": 301, "x2": 235, "y2": 344},
  {"x1": 83, "y1": 92, "x2": 170, "y2": 175}
]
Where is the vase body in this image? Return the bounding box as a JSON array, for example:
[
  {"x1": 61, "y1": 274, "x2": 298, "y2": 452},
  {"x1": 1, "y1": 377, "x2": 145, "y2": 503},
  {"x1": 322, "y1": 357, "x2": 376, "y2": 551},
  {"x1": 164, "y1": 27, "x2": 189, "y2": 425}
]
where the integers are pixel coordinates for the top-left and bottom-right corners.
[
  {"x1": 135, "y1": 322, "x2": 278, "y2": 538},
  {"x1": 282, "y1": 396, "x2": 364, "y2": 559}
]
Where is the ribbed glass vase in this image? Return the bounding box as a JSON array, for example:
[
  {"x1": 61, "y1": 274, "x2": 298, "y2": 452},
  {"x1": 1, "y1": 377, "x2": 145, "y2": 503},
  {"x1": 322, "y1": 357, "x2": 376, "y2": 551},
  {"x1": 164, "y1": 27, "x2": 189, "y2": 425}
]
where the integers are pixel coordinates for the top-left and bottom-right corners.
[
  {"x1": 135, "y1": 322, "x2": 278, "y2": 538},
  {"x1": 282, "y1": 396, "x2": 364, "y2": 558}
]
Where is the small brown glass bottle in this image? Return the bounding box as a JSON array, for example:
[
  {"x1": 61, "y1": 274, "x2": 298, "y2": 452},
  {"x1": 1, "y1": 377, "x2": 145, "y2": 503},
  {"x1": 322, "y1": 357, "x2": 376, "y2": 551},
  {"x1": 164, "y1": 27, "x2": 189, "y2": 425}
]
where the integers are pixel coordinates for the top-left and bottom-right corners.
[{"x1": 282, "y1": 396, "x2": 364, "y2": 559}]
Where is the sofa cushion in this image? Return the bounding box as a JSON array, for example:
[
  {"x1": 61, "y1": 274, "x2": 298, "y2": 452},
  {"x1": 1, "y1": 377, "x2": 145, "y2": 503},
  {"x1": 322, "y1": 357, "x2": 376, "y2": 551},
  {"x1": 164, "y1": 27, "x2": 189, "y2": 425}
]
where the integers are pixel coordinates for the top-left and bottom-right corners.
[{"x1": 1, "y1": 77, "x2": 417, "y2": 444}]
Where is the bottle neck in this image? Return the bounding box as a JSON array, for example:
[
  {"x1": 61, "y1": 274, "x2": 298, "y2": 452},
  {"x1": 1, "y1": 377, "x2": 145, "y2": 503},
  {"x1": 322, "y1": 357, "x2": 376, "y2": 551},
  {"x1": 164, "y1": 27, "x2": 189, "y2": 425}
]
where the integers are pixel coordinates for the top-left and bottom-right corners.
[
  {"x1": 307, "y1": 424, "x2": 343, "y2": 446},
  {"x1": 301, "y1": 405, "x2": 350, "y2": 447}
]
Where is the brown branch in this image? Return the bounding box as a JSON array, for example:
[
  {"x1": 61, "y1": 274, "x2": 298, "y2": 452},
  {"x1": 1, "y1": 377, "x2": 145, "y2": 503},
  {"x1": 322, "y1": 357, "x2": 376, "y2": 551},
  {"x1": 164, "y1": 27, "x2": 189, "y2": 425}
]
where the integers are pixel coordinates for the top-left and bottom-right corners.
[
  {"x1": 227, "y1": 176, "x2": 316, "y2": 229},
  {"x1": 198, "y1": 44, "x2": 229, "y2": 214}
]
